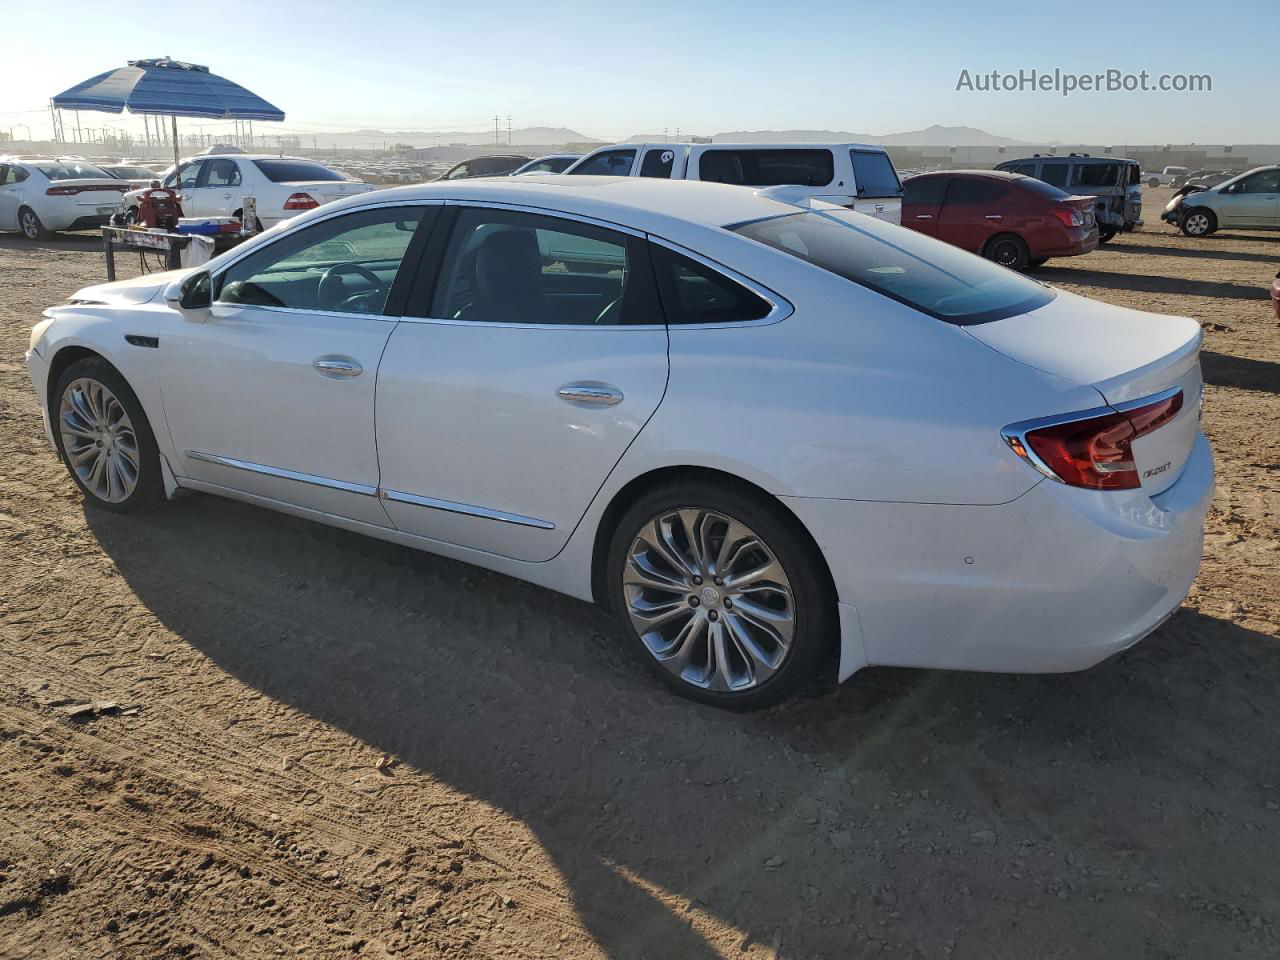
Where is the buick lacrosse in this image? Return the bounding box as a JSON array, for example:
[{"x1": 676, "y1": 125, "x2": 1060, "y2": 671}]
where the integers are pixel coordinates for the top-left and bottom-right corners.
[{"x1": 25, "y1": 178, "x2": 1213, "y2": 707}]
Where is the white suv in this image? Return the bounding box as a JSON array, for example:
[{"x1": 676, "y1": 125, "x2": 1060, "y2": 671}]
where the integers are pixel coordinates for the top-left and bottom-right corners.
[
  {"x1": 563, "y1": 142, "x2": 903, "y2": 223},
  {"x1": 0, "y1": 156, "x2": 134, "y2": 239},
  {"x1": 122, "y1": 155, "x2": 378, "y2": 229}
]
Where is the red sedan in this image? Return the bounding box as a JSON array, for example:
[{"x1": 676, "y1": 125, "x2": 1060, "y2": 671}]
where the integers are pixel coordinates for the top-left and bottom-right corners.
[
  {"x1": 1271, "y1": 271, "x2": 1280, "y2": 320},
  {"x1": 902, "y1": 170, "x2": 1098, "y2": 270}
]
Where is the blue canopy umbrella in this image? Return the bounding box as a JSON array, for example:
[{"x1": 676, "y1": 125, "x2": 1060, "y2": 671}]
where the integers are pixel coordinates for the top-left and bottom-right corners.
[{"x1": 52, "y1": 58, "x2": 285, "y2": 170}]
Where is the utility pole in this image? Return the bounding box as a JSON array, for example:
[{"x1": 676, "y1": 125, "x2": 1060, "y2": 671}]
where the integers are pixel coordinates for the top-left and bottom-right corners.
[
  {"x1": 493, "y1": 115, "x2": 500, "y2": 146},
  {"x1": 506, "y1": 115, "x2": 512, "y2": 146}
]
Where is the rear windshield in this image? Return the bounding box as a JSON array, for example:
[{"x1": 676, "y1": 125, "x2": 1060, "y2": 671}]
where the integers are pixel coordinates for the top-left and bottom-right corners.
[
  {"x1": 849, "y1": 150, "x2": 902, "y2": 197},
  {"x1": 31, "y1": 159, "x2": 111, "y2": 181},
  {"x1": 1017, "y1": 176, "x2": 1073, "y2": 200},
  {"x1": 731, "y1": 210, "x2": 1054, "y2": 325},
  {"x1": 252, "y1": 159, "x2": 347, "y2": 182}
]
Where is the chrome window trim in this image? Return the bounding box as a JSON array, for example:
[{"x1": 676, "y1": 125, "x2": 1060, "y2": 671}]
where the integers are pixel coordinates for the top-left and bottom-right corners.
[
  {"x1": 185, "y1": 451, "x2": 378, "y2": 496},
  {"x1": 438, "y1": 199, "x2": 646, "y2": 239},
  {"x1": 380, "y1": 488, "x2": 555, "y2": 530},
  {"x1": 999, "y1": 386, "x2": 1185, "y2": 484}
]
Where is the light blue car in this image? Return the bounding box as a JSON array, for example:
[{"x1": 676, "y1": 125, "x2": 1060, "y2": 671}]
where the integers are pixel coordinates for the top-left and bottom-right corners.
[{"x1": 1161, "y1": 165, "x2": 1280, "y2": 237}]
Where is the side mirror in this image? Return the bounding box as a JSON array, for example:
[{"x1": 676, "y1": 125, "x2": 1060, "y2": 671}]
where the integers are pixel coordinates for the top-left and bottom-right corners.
[{"x1": 164, "y1": 271, "x2": 212, "y2": 322}]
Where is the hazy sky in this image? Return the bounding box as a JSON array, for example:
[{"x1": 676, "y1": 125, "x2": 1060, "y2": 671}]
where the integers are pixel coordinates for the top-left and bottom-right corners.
[{"x1": 1, "y1": 0, "x2": 1273, "y2": 143}]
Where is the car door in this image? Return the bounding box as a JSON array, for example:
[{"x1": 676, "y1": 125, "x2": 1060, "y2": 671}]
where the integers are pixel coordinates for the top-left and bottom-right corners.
[
  {"x1": 163, "y1": 159, "x2": 204, "y2": 214},
  {"x1": 186, "y1": 156, "x2": 242, "y2": 217},
  {"x1": 0, "y1": 164, "x2": 18, "y2": 228},
  {"x1": 374, "y1": 204, "x2": 669, "y2": 562},
  {"x1": 158, "y1": 201, "x2": 438, "y2": 525},
  {"x1": 935, "y1": 177, "x2": 1009, "y2": 253},
  {"x1": 901, "y1": 175, "x2": 947, "y2": 236},
  {"x1": 1226, "y1": 170, "x2": 1280, "y2": 226}
]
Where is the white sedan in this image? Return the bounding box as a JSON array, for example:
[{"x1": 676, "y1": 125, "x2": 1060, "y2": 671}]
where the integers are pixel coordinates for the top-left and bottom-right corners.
[
  {"x1": 121, "y1": 154, "x2": 377, "y2": 229},
  {"x1": 0, "y1": 156, "x2": 134, "y2": 239},
  {"x1": 24, "y1": 178, "x2": 1213, "y2": 708}
]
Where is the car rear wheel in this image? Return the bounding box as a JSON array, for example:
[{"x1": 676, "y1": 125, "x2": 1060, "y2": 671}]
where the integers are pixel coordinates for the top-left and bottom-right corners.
[
  {"x1": 52, "y1": 357, "x2": 165, "y2": 514},
  {"x1": 983, "y1": 234, "x2": 1029, "y2": 270},
  {"x1": 606, "y1": 480, "x2": 834, "y2": 709},
  {"x1": 18, "y1": 207, "x2": 52, "y2": 241},
  {"x1": 1180, "y1": 209, "x2": 1216, "y2": 237}
]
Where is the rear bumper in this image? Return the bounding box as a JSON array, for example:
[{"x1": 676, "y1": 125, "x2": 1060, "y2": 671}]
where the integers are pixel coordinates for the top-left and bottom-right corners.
[
  {"x1": 1034, "y1": 224, "x2": 1098, "y2": 258},
  {"x1": 784, "y1": 432, "x2": 1213, "y2": 679}
]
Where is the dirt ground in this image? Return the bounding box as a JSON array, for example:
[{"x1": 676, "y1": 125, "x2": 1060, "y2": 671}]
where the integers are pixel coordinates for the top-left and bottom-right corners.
[{"x1": 0, "y1": 188, "x2": 1277, "y2": 960}]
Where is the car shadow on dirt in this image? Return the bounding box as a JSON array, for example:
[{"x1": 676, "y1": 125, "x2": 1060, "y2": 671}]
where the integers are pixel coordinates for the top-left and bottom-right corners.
[
  {"x1": 83, "y1": 495, "x2": 1280, "y2": 959},
  {"x1": 1202, "y1": 352, "x2": 1280, "y2": 394},
  {"x1": 1105, "y1": 242, "x2": 1280, "y2": 266},
  {"x1": 1036, "y1": 265, "x2": 1269, "y2": 301}
]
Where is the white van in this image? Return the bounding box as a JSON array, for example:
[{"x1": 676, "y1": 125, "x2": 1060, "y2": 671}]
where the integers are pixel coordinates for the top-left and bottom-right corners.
[{"x1": 563, "y1": 142, "x2": 903, "y2": 223}]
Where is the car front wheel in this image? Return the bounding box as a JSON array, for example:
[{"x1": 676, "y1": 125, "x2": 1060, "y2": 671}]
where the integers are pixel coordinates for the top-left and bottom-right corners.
[
  {"x1": 1180, "y1": 209, "x2": 1216, "y2": 237},
  {"x1": 607, "y1": 480, "x2": 834, "y2": 708},
  {"x1": 52, "y1": 357, "x2": 165, "y2": 513}
]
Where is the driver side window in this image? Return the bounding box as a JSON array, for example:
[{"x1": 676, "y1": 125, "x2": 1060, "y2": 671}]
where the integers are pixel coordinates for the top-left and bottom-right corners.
[{"x1": 215, "y1": 206, "x2": 427, "y2": 316}]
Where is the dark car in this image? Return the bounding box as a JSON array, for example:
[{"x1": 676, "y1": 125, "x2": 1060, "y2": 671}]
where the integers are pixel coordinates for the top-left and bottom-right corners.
[
  {"x1": 901, "y1": 170, "x2": 1097, "y2": 269},
  {"x1": 435, "y1": 155, "x2": 532, "y2": 181}
]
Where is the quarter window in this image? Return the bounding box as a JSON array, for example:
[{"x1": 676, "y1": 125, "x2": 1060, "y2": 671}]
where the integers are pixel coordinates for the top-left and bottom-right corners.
[
  {"x1": 650, "y1": 246, "x2": 772, "y2": 325},
  {"x1": 568, "y1": 149, "x2": 636, "y2": 176},
  {"x1": 429, "y1": 208, "x2": 659, "y2": 325},
  {"x1": 698, "y1": 149, "x2": 834, "y2": 187},
  {"x1": 216, "y1": 206, "x2": 426, "y2": 315}
]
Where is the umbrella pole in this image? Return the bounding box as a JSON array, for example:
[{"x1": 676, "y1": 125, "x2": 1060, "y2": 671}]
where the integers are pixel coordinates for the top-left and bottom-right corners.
[{"x1": 171, "y1": 115, "x2": 180, "y2": 180}]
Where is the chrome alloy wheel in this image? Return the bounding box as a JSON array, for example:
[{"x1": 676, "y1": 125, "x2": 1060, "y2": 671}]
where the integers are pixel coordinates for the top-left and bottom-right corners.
[
  {"x1": 58, "y1": 378, "x2": 140, "y2": 503},
  {"x1": 20, "y1": 209, "x2": 41, "y2": 240},
  {"x1": 1183, "y1": 212, "x2": 1210, "y2": 236},
  {"x1": 623, "y1": 508, "x2": 796, "y2": 692}
]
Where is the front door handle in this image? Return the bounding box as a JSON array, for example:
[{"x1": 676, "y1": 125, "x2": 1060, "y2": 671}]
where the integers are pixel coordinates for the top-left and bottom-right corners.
[
  {"x1": 313, "y1": 357, "x2": 362, "y2": 379},
  {"x1": 985, "y1": 214, "x2": 1003, "y2": 220},
  {"x1": 558, "y1": 383, "x2": 623, "y2": 406},
  {"x1": 915, "y1": 214, "x2": 933, "y2": 220}
]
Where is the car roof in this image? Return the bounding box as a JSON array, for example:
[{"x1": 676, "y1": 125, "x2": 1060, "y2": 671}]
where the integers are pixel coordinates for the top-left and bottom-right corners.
[
  {"x1": 337, "y1": 177, "x2": 808, "y2": 234},
  {"x1": 589, "y1": 141, "x2": 887, "y2": 152},
  {"x1": 1002, "y1": 155, "x2": 1137, "y2": 164}
]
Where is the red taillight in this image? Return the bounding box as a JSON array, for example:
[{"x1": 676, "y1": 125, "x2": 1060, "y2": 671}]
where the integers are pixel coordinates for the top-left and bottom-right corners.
[
  {"x1": 283, "y1": 192, "x2": 319, "y2": 210},
  {"x1": 1049, "y1": 207, "x2": 1084, "y2": 228},
  {"x1": 45, "y1": 184, "x2": 130, "y2": 196},
  {"x1": 1004, "y1": 391, "x2": 1183, "y2": 490}
]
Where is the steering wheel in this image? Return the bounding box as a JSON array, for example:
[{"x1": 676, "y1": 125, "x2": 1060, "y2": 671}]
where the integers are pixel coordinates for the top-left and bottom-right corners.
[{"x1": 317, "y1": 263, "x2": 384, "y2": 312}]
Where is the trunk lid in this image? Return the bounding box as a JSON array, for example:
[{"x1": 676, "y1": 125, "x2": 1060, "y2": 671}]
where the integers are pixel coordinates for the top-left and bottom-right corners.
[{"x1": 969, "y1": 289, "x2": 1203, "y2": 495}]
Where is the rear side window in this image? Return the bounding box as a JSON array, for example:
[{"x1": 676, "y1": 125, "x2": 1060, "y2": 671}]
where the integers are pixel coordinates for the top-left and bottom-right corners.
[
  {"x1": 252, "y1": 159, "x2": 347, "y2": 183},
  {"x1": 732, "y1": 209, "x2": 1054, "y2": 325},
  {"x1": 1073, "y1": 164, "x2": 1119, "y2": 187},
  {"x1": 1126, "y1": 164, "x2": 1141, "y2": 186},
  {"x1": 639, "y1": 148, "x2": 676, "y2": 178},
  {"x1": 650, "y1": 246, "x2": 772, "y2": 325},
  {"x1": 202, "y1": 158, "x2": 242, "y2": 187},
  {"x1": 567, "y1": 149, "x2": 636, "y2": 176},
  {"x1": 944, "y1": 179, "x2": 1008, "y2": 205},
  {"x1": 698, "y1": 149, "x2": 834, "y2": 187},
  {"x1": 849, "y1": 150, "x2": 902, "y2": 197},
  {"x1": 1039, "y1": 163, "x2": 1069, "y2": 187},
  {"x1": 903, "y1": 176, "x2": 947, "y2": 206}
]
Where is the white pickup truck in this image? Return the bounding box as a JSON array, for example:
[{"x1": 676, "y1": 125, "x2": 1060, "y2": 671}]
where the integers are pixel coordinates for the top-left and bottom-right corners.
[{"x1": 1144, "y1": 166, "x2": 1189, "y2": 188}]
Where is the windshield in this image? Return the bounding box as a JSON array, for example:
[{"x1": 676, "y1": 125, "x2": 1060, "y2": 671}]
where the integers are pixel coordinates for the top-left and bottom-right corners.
[
  {"x1": 252, "y1": 159, "x2": 347, "y2": 183},
  {"x1": 31, "y1": 159, "x2": 112, "y2": 181},
  {"x1": 731, "y1": 209, "x2": 1055, "y2": 325}
]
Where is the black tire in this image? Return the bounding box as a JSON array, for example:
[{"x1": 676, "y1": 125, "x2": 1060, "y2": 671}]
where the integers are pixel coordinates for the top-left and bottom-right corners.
[
  {"x1": 1147, "y1": 178, "x2": 1160, "y2": 188},
  {"x1": 1180, "y1": 208, "x2": 1216, "y2": 237},
  {"x1": 1027, "y1": 257, "x2": 1049, "y2": 268},
  {"x1": 605, "y1": 477, "x2": 836, "y2": 709},
  {"x1": 983, "y1": 233, "x2": 1029, "y2": 270},
  {"x1": 51, "y1": 356, "x2": 166, "y2": 514},
  {"x1": 1097, "y1": 226, "x2": 1118, "y2": 243},
  {"x1": 18, "y1": 206, "x2": 52, "y2": 241}
]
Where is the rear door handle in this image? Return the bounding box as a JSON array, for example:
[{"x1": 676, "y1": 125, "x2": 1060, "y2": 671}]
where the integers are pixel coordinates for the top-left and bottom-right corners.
[
  {"x1": 313, "y1": 357, "x2": 362, "y2": 379},
  {"x1": 558, "y1": 383, "x2": 623, "y2": 406},
  {"x1": 985, "y1": 214, "x2": 1003, "y2": 220},
  {"x1": 915, "y1": 214, "x2": 933, "y2": 220}
]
